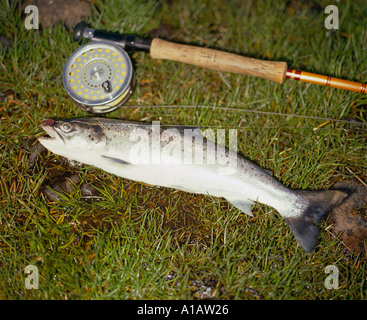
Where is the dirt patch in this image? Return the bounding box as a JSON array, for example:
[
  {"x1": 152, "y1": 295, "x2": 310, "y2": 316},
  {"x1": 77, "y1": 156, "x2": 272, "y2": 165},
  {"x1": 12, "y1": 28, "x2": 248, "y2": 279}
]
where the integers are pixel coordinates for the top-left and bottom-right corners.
[
  {"x1": 330, "y1": 181, "x2": 367, "y2": 257},
  {"x1": 24, "y1": 0, "x2": 92, "y2": 29}
]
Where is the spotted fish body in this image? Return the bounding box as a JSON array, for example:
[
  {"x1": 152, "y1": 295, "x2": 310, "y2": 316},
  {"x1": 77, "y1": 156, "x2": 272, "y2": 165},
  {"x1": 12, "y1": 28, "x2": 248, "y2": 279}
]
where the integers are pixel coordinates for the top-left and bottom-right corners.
[{"x1": 38, "y1": 117, "x2": 347, "y2": 252}]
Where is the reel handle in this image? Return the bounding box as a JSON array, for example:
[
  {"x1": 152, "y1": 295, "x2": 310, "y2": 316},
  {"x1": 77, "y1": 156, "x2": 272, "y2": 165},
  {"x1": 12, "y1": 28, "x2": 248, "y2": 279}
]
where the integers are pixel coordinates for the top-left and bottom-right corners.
[
  {"x1": 150, "y1": 38, "x2": 288, "y2": 84},
  {"x1": 150, "y1": 39, "x2": 366, "y2": 92}
]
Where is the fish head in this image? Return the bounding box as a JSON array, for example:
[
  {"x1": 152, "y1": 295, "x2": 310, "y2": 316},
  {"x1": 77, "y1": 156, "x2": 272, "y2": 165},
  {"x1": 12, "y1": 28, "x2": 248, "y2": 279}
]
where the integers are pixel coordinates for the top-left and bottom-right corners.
[{"x1": 38, "y1": 118, "x2": 107, "y2": 158}]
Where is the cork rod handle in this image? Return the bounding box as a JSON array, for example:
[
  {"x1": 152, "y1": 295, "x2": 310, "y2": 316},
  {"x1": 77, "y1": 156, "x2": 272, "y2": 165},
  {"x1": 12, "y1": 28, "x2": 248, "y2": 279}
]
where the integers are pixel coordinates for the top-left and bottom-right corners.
[{"x1": 150, "y1": 38, "x2": 288, "y2": 84}]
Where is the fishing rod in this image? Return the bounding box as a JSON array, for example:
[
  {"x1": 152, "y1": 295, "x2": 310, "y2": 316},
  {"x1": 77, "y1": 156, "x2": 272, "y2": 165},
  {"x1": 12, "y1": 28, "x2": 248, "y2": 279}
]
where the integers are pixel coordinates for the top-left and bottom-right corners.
[{"x1": 63, "y1": 22, "x2": 366, "y2": 113}]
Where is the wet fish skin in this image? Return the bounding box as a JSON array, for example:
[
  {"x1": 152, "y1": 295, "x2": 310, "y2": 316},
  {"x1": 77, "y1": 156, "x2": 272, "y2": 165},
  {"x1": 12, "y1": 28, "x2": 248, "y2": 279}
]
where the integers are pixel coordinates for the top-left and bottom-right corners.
[{"x1": 38, "y1": 117, "x2": 347, "y2": 252}]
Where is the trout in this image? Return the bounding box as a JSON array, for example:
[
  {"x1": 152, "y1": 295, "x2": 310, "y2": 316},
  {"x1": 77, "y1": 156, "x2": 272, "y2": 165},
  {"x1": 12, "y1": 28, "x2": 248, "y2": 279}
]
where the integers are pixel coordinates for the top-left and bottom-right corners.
[{"x1": 38, "y1": 118, "x2": 347, "y2": 252}]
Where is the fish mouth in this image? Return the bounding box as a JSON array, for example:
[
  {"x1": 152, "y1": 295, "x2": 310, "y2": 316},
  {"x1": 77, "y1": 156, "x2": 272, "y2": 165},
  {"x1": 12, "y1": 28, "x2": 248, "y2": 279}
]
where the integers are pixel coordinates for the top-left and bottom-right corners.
[{"x1": 38, "y1": 119, "x2": 65, "y2": 146}]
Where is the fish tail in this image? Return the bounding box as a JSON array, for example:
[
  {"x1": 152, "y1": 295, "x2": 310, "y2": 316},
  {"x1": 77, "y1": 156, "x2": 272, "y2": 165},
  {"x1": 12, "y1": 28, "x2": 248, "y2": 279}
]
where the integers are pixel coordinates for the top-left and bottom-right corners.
[{"x1": 283, "y1": 190, "x2": 348, "y2": 252}]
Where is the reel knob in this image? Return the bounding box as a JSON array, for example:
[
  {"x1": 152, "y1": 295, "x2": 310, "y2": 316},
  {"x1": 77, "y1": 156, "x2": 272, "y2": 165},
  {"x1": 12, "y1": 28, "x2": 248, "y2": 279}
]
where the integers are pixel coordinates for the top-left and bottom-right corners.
[{"x1": 73, "y1": 22, "x2": 89, "y2": 42}]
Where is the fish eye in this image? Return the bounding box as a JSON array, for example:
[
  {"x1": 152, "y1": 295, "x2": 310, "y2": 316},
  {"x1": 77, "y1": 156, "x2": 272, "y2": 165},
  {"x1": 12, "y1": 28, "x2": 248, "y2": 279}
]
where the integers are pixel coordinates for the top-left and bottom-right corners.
[{"x1": 61, "y1": 122, "x2": 72, "y2": 132}]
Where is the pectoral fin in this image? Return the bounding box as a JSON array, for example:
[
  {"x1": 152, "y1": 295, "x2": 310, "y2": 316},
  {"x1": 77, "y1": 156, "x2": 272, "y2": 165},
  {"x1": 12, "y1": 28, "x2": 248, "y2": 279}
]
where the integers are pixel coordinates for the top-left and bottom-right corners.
[{"x1": 102, "y1": 154, "x2": 131, "y2": 165}]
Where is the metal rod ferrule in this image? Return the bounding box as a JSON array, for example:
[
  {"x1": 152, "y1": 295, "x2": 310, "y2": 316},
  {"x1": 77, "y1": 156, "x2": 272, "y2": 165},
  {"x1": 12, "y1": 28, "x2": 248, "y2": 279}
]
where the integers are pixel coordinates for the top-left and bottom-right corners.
[{"x1": 286, "y1": 69, "x2": 367, "y2": 94}]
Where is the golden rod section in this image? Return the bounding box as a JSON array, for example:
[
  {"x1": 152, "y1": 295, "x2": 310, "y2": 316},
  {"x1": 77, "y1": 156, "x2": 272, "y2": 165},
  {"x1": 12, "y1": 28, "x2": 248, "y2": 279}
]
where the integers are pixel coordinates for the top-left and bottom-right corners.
[{"x1": 286, "y1": 69, "x2": 366, "y2": 94}]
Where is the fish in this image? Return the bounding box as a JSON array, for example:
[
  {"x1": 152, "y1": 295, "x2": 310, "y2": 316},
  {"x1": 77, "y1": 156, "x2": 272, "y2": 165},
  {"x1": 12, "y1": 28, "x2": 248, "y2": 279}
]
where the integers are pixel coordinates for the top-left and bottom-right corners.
[{"x1": 38, "y1": 117, "x2": 347, "y2": 252}]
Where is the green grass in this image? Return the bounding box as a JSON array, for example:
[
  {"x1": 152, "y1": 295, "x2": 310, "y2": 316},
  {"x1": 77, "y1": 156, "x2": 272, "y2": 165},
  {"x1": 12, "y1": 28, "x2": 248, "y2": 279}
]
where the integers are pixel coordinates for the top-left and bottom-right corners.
[{"x1": 0, "y1": 0, "x2": 366, "y2": 300}]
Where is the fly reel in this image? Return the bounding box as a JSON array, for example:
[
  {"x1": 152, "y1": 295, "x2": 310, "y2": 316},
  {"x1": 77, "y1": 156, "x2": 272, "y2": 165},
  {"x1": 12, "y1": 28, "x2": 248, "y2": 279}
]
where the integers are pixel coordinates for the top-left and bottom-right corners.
[{"x1": 63, "y1": 41, "x2": 134, "y2": 113}]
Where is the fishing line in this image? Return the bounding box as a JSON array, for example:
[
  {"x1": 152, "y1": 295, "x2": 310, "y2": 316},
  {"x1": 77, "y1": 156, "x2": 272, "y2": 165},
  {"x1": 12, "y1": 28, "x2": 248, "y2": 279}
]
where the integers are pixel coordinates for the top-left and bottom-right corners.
[{"x1": 121, "y1": 105, "x2": 367, "y2": 127}]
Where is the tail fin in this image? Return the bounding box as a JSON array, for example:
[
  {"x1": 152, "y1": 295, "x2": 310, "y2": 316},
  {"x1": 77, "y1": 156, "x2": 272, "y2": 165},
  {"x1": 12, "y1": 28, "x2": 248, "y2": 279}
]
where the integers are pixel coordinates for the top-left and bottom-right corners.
[{"x1": 284, "y1": 190, "x2": 347, "y2": 252}]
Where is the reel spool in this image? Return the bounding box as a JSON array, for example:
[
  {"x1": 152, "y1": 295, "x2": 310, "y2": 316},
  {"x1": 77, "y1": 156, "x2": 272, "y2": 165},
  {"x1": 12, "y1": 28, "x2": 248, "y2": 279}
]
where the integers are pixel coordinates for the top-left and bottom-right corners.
[{"x1": 63, "y1": 41, "x2": 134, "y2": 113}]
